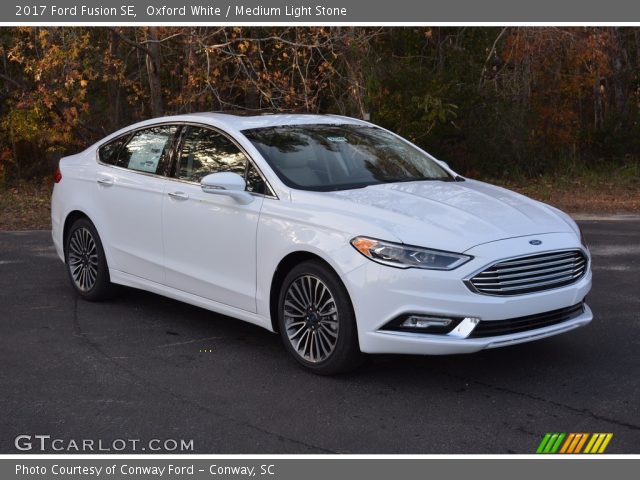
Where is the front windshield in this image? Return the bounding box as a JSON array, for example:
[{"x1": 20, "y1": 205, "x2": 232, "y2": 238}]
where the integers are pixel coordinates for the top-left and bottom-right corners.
[{"x1": 242, "y1": 124, "x2": 452, "y2": 191}]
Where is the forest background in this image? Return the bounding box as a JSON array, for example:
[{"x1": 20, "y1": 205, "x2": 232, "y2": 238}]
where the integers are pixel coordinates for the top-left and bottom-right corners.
[{"x1": 1, "y1": 27, "x2": 639, "y2": 228}]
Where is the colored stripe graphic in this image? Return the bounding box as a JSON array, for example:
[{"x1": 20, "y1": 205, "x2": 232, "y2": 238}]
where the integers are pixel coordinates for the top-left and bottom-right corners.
[
  {"x1": 559, "y1": 433, "x2": 575, "y2": 454},
  {"x1": 598, "y1": 433, "x2": 614, "y2": 453},
  {"x1": 537, "y1": 433, "x2": 613, "y2": 454},
  {"x1": 536, "y1": 434, "x2": 552, "y2": 453},
  {"x1": 566, "y1": 433, "x2": 581, "y2": 453},
  {"x1": 536, "y1": 433, "x2": 565, "y2": 454},
  {"x1": 573, "y1": 433, "x2": 589, "y2": 453},
  {"x1": 584, "y1": 433, "x2": 614, "y2": 454},
  {"x1": 549, "y1": 433, "x2": 565, "y2": 453},
  {"x1": 584, "y1": 434, "x2": 599, "y2": 453}
]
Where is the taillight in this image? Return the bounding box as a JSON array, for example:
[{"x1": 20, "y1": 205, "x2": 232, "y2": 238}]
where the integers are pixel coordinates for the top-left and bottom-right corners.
[{"x1": 54, "y1": 167, "x2": 62, "y2": 183}]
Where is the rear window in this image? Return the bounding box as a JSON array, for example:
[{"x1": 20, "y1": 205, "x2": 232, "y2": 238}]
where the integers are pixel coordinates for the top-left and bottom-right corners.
[{"x1": 97, "y1": 126, "x2": 179, "y2": 175}]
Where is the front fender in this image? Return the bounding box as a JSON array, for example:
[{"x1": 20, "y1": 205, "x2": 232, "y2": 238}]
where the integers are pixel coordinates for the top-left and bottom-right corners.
[{"x1": 255, "y1": 199, "x2": 373, "y2": 321}]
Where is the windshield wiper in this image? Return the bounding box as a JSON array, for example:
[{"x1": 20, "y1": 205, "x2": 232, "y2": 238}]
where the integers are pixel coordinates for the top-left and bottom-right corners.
[{"x1": 382, "y1": 177, "x2": 453, "y2": 184}]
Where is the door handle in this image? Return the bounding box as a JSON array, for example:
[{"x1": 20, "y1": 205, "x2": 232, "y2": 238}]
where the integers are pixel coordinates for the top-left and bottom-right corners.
[
  {"x1": 97, "y1": 177, "x2": 114, "y2": 186},
  {"x1": 168, "y1": 191, "x2": 189, "y2": 201}
]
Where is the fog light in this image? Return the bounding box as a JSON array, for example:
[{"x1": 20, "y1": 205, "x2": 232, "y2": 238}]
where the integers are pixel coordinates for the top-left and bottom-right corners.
[
  {"x1": 400, "y1": 316, "x2": 453, "y2": 329},
  {"x1": 383, "y1": 313, "x2": 464, "y2": 334}
]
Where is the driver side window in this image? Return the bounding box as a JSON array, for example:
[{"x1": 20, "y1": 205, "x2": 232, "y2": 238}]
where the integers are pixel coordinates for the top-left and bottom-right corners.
[
  {"x1": 176, "y1": 127, "x2": 247, "y2": 183},
  {"x1": 175, "y1": 126, "x2": 269, "y2": 195}
]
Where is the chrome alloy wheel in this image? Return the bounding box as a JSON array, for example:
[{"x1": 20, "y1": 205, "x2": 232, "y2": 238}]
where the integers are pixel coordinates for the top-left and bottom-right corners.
[
  {"x1": 283, "y1": 274, "x2": 340, "y2": 363},
  {"x1": 68, "y1": 227, "x2": 99, "y2": 292}
]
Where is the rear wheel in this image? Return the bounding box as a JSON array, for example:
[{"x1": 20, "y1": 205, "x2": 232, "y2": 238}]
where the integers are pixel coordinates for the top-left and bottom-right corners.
[
  {"x1": 278, "y1": 260, "x2": 362, "y2": 375},
  {"x1": 65, "y1": 218, "x2": 113, "y2": 301}
]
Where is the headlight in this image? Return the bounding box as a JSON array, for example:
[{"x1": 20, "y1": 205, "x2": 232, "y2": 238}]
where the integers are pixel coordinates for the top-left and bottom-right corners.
[{"x1": 350, "y1": 236, "x2": 472, "y2": 270}]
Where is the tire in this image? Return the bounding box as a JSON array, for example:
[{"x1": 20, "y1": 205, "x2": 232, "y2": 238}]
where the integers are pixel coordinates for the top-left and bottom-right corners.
[
  {"x1": 64, "y1": 218, "x2": 114, "y2": 301},
  {"x1": 277, "y1": 260, "x2": 363, "y2": 375}
]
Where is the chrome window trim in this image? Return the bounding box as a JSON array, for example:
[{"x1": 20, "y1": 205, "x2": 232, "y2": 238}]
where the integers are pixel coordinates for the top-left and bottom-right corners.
[{"x1": 94, "y1": 121, "x2": 278, "y2": 200}]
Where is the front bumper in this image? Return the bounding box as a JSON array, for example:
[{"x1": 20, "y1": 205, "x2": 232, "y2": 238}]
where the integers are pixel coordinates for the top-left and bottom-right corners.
[
  {"x1": 360, "y1": 304, "x2": 592, "y2": 355},
  {"x1": 341, "y1": 232, "x2": 593, "y2": 355}
]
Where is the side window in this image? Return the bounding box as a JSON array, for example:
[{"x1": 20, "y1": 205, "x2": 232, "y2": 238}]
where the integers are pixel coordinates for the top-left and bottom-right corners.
[
  {"x1": 246, "y1": 163, "x2": 267, "y2": 195},
  {"x1": 98, "y1": 135, "x2": 129, "y2": 166},
  {"x1": 116, "y1": 126, "x2": 178, "y2": 175},
  {"x1": 176, "y1": 127, "x2": 247, "y2": 183}
]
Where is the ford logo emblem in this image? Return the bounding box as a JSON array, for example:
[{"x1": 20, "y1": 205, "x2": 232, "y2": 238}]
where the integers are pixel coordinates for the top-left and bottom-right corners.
[{"x1": 529, "y1": 239, "x2": 542, "y2": 245}]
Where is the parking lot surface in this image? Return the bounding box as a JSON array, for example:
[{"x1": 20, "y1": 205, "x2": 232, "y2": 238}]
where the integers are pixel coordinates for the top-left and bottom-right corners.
[{"x1": 0, "y1": 219, "x2": 638, "y2": 453}]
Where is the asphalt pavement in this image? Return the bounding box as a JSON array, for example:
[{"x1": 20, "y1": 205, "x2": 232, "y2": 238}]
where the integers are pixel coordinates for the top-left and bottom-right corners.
[{"x1": 0, "y1": 219, "x2": 638, "y2": 453}]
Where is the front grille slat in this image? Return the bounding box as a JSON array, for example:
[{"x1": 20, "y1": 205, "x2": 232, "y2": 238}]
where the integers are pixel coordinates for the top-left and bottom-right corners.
[
  {"x1": 474, "y1": 257, "x2": 584, "y2": 278},
  {"x1": 469, "y1": 303, "x2": 585, "y2": 338},
  {"x1": 476, "y1": 272, "x2": 583, "y2": 293},
  {"x1": 494, "y1": 251, "x2": 576, "y2": 266},
  {"x1": 468, "y1": 249, "x2": 588, "y2": 296},
  {"x1": 474, "y1": 266, "x2": 582, "y2": 285},
  {"x1": 472, "y1": 264, "x2": 580, "y2": 286}
]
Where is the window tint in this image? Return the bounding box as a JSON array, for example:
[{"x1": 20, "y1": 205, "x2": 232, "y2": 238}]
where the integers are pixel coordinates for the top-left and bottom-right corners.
[
  {"x1": 116, "y1": 126, "x2": 178, "y2": 175},
  {"x1": 98, "y1": 135, "x2": 129, "y2": 166},
  {"x1": 176, "y1": 127, "x2": 247, "y2": 182}
]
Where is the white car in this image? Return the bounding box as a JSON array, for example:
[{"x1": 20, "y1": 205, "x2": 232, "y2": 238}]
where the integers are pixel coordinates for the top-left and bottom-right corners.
[{"x1": 51, "y1": 113, "x2": 592, "y2": 374}]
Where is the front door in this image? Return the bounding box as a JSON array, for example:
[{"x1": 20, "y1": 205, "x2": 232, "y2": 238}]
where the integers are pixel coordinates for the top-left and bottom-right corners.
[{"x1": 161, "y1": 126, "x2": 265, "y2": 312}]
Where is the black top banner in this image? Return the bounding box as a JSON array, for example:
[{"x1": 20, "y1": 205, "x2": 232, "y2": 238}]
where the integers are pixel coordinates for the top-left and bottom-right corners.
[{"x1": 6, "y1": 0, "x2": 640, "y2": 23}]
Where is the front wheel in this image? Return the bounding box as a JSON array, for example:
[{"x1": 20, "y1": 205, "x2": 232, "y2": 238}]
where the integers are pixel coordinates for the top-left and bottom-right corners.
[
  {"x1": 64, "y1": 218, "x2": 114, "y2": 301},
  {"x1": 277, "y1": 260, "x2": 362, "y2": 375}
]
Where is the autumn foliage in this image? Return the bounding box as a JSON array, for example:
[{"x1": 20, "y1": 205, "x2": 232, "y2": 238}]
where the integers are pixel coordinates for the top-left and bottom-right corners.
[{"x1": 1, "y1": 27, "x2": 639, "y2": 183}]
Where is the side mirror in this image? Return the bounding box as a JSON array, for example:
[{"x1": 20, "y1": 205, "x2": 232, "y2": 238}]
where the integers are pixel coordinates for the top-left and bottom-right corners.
[{"x1": 200, "y1": 172, "x2": 254, "y2": 205}]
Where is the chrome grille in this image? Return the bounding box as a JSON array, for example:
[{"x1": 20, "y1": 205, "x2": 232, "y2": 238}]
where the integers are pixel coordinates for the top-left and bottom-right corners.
[{"x1": 468, "y1": 250, "x2": 588, "y2": 296}]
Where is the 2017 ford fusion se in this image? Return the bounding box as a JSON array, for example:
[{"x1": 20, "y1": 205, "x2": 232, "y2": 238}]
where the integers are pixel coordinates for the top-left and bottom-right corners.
[{"x1": 51, "y1": 112, "x2": 592, "y2": 374}]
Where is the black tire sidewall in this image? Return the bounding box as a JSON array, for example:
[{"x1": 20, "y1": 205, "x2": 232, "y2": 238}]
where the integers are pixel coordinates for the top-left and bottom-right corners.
[
  {"x1": 64, "y1": 218, "x2": 112, "y2": 301},
  {"x1": 277, "y1": 260, "x2": 361, "y2": 375}
]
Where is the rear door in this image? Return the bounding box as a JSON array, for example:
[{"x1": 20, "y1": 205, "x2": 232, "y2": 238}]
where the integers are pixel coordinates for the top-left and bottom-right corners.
[{"x1": 95, "y1": 125, "x2": 179, "y2": 283}]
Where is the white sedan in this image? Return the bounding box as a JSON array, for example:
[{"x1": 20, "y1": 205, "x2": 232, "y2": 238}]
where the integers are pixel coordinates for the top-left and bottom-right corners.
[{"x1": 51, "y1": 113, "x2": 592, "y2": 374}]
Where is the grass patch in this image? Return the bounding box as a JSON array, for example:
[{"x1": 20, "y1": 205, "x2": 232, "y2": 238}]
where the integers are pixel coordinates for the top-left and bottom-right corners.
[
  {"x1": 0, "y1": 168, "x2": 638, "y2": 231},
  {"x1": 0, "y1": 181, "x2": 52, "y2": 230},
  {"x1": 489, "y1": 162, "x2": 640, "y2": 213}
]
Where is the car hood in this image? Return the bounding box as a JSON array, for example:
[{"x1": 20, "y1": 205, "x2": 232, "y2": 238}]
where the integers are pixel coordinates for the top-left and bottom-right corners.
[{"x1": 316, "y1": 179, "x2": 575, "y2": 252}]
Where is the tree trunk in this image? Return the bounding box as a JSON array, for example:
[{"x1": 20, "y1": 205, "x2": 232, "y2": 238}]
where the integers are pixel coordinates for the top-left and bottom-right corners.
[
  {"x1": 145, "y1": 27, "x2": 164, "y2": 117},
  {"x1": 610, "y1": 27, "x2": 627, "y2": 118},
  {"x1": 244, "y1": 28, "x2": 260, "y2": 110},
  {"x1": 107, "y1": 29, "x2": 122, "y2": 131}
]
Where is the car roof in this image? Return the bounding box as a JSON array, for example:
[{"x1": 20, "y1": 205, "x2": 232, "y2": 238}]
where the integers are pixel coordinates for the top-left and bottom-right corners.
[
  {"x1": 182, "y1": 111, "x2": 367, "y2": 130},
  {"x1": 95, "y1": 112, "x2": 371, "y2": 150}
]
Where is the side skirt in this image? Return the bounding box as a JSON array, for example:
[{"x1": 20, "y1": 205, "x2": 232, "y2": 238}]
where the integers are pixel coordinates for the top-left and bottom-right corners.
[{"x1": 109, "y1": 269, "x2": 274, "y2": 332}]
